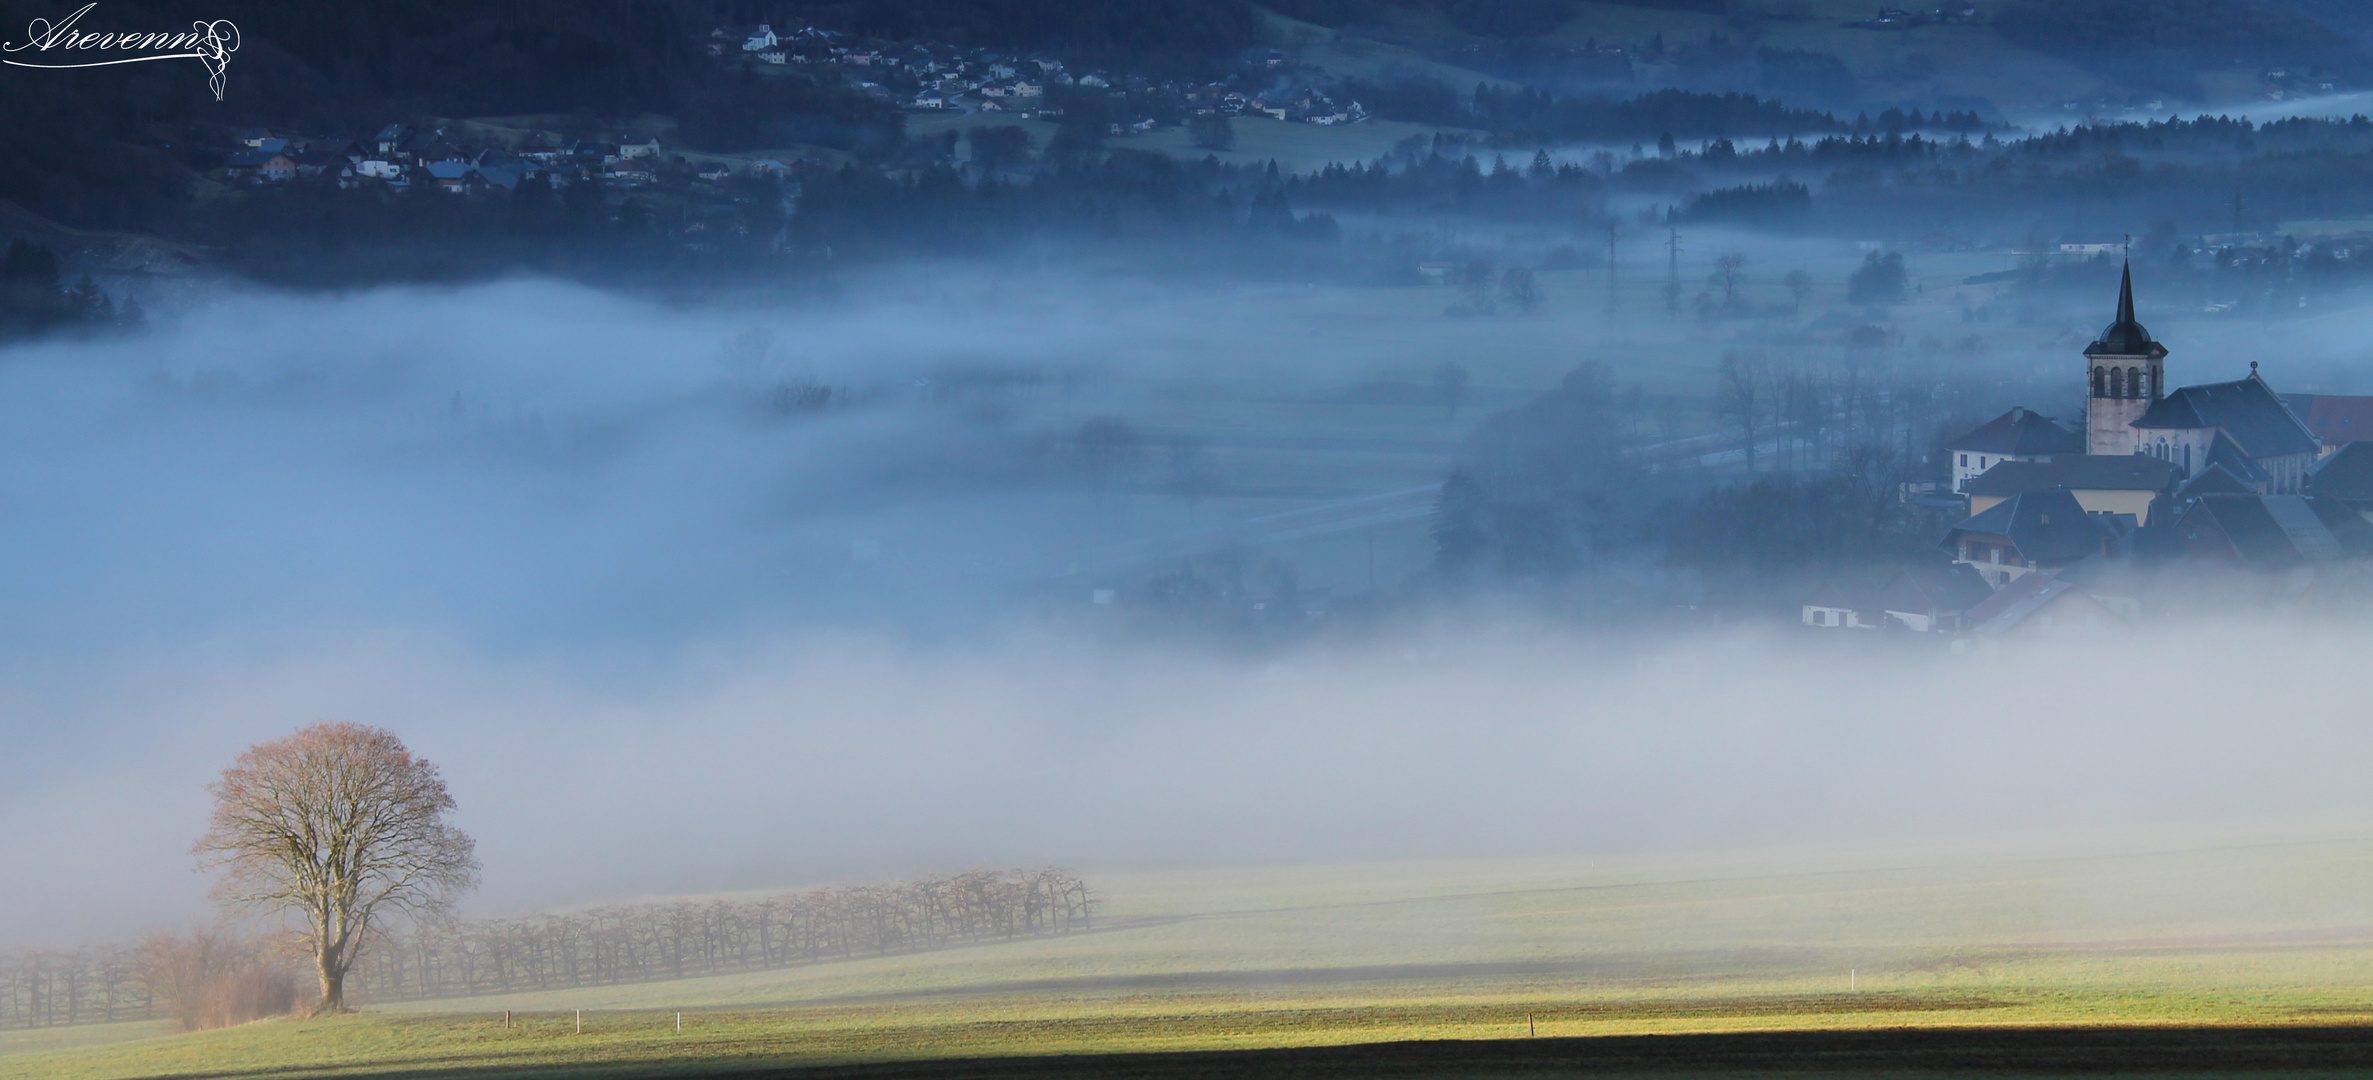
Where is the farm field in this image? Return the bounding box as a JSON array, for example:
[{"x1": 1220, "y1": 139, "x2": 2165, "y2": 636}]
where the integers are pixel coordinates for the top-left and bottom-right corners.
[{"x1": 15, "y1": 827, "x2": 2373, "y2": 1079}]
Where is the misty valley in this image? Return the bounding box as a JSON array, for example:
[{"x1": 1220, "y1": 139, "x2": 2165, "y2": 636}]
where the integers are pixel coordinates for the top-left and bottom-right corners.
[{"x1": 12, "y1": 1, "x2": 2373, "y2": 1078}]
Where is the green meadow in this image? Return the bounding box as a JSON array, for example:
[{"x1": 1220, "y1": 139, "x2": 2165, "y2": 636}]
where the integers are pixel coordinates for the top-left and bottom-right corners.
[{"x1": 14, "y1": 829, "x2": 2373, "y2": 1078}]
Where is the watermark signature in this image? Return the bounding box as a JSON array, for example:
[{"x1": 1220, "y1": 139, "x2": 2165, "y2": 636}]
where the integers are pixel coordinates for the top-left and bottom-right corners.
[{"x1": 3, "y1": 3, "x2": 239, "y2": 100}]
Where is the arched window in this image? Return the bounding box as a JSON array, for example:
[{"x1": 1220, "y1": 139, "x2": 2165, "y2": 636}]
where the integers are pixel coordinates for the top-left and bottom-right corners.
[
  {"x1": 2149, "y1": 366, "x2": 2160, "y2": 398},
  {"x1": 2128, "y1": 367, "x2": 2141, "y2": 399},
  {"x1": 2110, "y1": 367, "x2": 2124, "y2": 398},
  {"x1": 2093, "y1": 366, "x2": 2105, "y2": 397}
]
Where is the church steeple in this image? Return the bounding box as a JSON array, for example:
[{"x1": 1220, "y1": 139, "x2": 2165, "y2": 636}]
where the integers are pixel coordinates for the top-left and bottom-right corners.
[
  {"x1": 2083, "y1": 261, "x2": 2168, "y2": 455},
  {"x1": 2084, "y1": 261, "x2": 2167, "y2": 361}
]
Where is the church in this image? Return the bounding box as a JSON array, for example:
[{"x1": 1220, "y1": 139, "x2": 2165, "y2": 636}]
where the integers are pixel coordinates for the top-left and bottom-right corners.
[{"x1": 1808, "y1": 266, "x2": 2371, "y2": 634}]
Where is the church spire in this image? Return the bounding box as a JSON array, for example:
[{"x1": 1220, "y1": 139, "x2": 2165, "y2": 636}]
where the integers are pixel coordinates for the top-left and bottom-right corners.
[
  {"x1": 2084, "y1": 259, "x2": 2167, "y2": 360},
  {"x1": 2115, "y1": 259, "x2": 2136, "y2": 325}
]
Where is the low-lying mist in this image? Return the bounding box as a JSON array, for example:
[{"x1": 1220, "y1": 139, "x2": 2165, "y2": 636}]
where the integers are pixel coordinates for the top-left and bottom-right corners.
[{"x1": 8, "y1": 268, "x2": 2373, "y2": 948}]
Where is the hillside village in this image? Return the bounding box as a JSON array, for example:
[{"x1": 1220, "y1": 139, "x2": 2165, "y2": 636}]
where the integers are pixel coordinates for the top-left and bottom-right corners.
[
  {"x1": 1806, "y1": 265, "x2": 2373, "y2": 642},
  {"x1": 212, "y1": 19, "x2": 1385, "y2": 201}
]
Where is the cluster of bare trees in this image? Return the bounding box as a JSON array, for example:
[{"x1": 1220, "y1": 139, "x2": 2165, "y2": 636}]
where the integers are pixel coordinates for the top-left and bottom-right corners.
[{"x1": 349, "y1": 867, "x2": 1095, "y2": 1004}]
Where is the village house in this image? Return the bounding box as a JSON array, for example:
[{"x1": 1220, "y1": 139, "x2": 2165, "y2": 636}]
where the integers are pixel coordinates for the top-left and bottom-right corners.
[
  {"x1": 1947, "y1": 407, "x2": 2083, "y2": 492},
  {"x1": 1941, "y1": 488, "x2": 2120, "y2": 587},
  {"x1": 1960, "y1": 454, "x2": 2179, "y2": 522},
  {"x1": 2169, "y1": 493, "x2": 2373, "y2": 573}
]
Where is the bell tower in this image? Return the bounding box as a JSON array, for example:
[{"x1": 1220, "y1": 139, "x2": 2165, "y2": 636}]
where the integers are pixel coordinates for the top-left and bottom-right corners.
[{"x1": 2082, "y1": 261, "x2": 2167, "y2": 456}]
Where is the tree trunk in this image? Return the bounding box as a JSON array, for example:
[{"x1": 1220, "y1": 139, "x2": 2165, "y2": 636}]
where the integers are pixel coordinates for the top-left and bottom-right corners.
[{"x1": 315, "y1": 945, "x2": 345, "y2": 1015}]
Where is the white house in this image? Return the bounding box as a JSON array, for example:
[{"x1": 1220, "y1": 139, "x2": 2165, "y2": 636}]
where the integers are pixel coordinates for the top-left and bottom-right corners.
[{"x1": 742, "y1": 24, "x2": 777, "y2": 51}]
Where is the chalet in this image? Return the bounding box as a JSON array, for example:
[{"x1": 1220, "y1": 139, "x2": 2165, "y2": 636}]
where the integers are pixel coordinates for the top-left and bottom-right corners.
[
  {"x1": 1940, "y1": 488, "x2": 2118, "y2": 587},
  {"x1": 618, "y1": 135, "x2": 660, "y2": 159},
  {"x1": 695, "y1": 161, "x2": 732, "y2": 181},
  {"x1": 1946, "y1": 406, "x2": 2082, "y2": 492},
  {"x1": 2172, "y1": 493, "x2": 2373, "y2": 572},
  {"x1": 425, "y1": 160, "x2": 477, "y2": 193},
  {"x1": 1961, "y1": 454, "x2": 2178, "y2": 521},
  {"x1": 2306, "y1": 441, "x2": 2373, "y2": 519},
  {"x1": 374, "y1": 124, "x2": 412, "y2": 154}
]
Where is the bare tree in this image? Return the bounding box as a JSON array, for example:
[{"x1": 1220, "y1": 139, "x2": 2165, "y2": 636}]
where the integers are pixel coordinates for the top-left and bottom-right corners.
[
  {"x1": 194, "y1": 723, "x2": 478, "y2": 1016},
  {"x1": 1717, "y1": 352, "x2": 1766, "y2": 473},
  {"x1": 1783, "y1": 268, "x2": 1812, "y2": 313},
  {"x1": 1709, "y1": 253, "x2": 1746, "y2": 312}
]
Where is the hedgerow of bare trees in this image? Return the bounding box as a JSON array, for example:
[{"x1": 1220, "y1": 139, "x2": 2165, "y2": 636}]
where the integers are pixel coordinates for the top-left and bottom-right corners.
[
  {"x1": 0, "y1": 866, "x2": 1095, "y2": 1029},
  {"x1": 349, "y1": 866, "x2": 1095, "y2": 1003}
]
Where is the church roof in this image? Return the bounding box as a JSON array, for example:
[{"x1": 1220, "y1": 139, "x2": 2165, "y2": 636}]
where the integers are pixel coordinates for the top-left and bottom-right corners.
[
  {"x1": 2204, "y1": 430, "x2": 2271, "y2": 485},
  {"x1": 2132, "y1": 370, "x2": 2320, "y2": 460},
  {"x1": 2308, "y1": 440, "x2": 2373, "y2": 504},
  {"x1": 2082, "y1": 262, "x2": 2168, "y2": 360},
  {"x1": 1962, "y1": 454, "x2": 2179, "y2": 496},
  {"x1": 1947, "y1": 406, "x2": 2083, "y2": 456},
  {"x1": 1940, "y1": 488, "x2": 2116, "y2": 565}
]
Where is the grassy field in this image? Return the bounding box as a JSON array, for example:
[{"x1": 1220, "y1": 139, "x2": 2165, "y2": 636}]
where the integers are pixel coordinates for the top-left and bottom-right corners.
[{"x1": 15, "y1": 829, "x2": 2373, "y2": 1078}]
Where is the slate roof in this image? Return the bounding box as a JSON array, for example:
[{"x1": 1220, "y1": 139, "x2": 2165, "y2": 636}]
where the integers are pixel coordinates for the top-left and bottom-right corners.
[
  {"x1": 2175, "y1": 494, "x2": 2373, "y2": 569},
  {"x1": 1873, "y1": 563, "x2": 1992, "y2": 615},
  {"x1": 2174, "y1": 462, "x2": 2255, "y2": 502},
  {"x1": 2132, "y1": 371, "x2": 2320, "y2": 459},
  {"x1": 1962, "y1": 454, "x2": 2179, "y2": 497},
  {"x1": 1962, "y1": 572, "x2": 2082, "y2": 637},
  {"x1": 1947, "y1": 406, "x2": 2084, "y2": 456},
  {"x1": 2083, "y1": 262, "x2": 2168, "y2": 359},
  {"x1": 1939, "y1": 488, "x2": 2116, "y2": 566},
  {"x1": 2308, "y1": 441, "x2": 2373, "y2": 504}
]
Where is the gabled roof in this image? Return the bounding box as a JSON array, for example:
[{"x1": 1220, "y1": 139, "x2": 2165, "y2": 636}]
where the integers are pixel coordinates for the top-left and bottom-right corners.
[
  {"x1": 1963, "y1": 454, "x2": 2179, "y2": 496},
  {"x1": 1940, "y1": 488, "x2": 2115, "y2": 565},
  {"x1": 2175, "y1": 493, "x2": 2368, "y2": 570},
  {"x1": 2083, "y1": 262, "x2": 2168, "y2": 360},
  {"x1": 2308, "y1": 440, "x2": 2373, "y2": 503},
  {"x1": 2284, "y1": 393, "x2": 2373, "y2": 445},
  {"x1": 1947, "y1": 406, "x2": 2084, "y2": 456},
  {"x1": 2174, "y1": 462, "x2": 2254, "y2": 502},
  {"x1": 1962, "y1": 572, "x2": 2080, "y2": 637},
  {"x1": 1873, "y1": 563, "x2": 1992, "y2": 615},
  {"x1": 2132, "y1": 370, "x2": 2320, "y2": 459}
]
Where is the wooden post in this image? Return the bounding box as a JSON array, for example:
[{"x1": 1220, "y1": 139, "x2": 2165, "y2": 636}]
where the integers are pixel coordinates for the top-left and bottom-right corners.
[
  {"x1": 676, "y1": 1012, "x2": 682, "y2": 1033},
  {"x1": 576, "y1": 1009, "x2": 581, "y2": 1034},
  {"x1": 504, "y1": 1010, "x2": 511, "y2": 1028},
  {"x1": 1528, "y1": 1012, "x2": 1536, "y2": 1036}
]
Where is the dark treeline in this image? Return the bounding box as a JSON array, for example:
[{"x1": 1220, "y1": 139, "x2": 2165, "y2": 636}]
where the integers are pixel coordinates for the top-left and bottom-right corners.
[
  {"x1": 350, "y1": 867, "x2": 1095, "y2": 1004},
  {"x1": 1996, "y1": 0, "x2": 2373, "y2": 95},
  {"x1": 0, "y1": 867, "x2": 1093, "y2": 1028}
]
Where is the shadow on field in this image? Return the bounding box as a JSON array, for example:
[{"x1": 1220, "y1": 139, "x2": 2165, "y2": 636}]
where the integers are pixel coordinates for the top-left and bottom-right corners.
[
  {"x1": 147, "y1": 1026, "x2": 2373, "y2": 1080},
  {"x1": 748, "y1": 1026, "x2": 2373, "y2": 1078}
]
